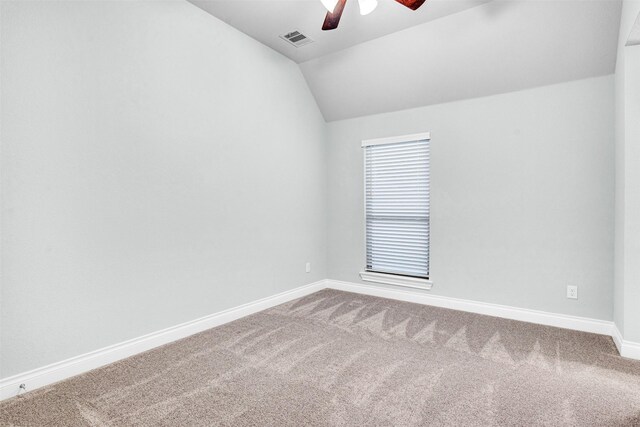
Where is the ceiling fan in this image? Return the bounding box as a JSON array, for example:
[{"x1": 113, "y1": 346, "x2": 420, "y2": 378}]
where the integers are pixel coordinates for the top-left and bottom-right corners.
[{"x1": 320, "y1": 0, "x2": 426, "y2": 30}]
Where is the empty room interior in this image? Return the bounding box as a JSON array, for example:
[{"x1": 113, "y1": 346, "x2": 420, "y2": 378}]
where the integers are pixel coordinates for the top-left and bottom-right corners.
[{"x1": 2, "y1": 0, "x2": 640, "y2": 425}]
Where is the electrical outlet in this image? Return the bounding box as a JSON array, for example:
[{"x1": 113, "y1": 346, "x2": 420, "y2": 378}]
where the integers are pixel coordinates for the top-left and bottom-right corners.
[
  {"x1": 567, "y1": 285, "x2": 578, "y2": 299},
  {"x1": 305, "y1": 262, "x2": 311, "y2": 273}
]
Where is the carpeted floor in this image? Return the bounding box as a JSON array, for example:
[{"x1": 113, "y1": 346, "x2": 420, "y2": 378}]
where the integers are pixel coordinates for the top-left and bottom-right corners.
[{"x1": 2, "y1": 289, "x2": 640, "y2": 426}]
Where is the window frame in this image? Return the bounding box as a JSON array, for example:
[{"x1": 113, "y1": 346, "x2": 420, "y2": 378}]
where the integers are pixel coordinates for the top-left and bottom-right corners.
[{"x1": 359, "y1": 132, "x2": 433, "y2": 290}]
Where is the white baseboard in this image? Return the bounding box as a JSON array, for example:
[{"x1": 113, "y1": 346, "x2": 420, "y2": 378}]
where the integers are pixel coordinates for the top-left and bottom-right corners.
[
  {"x1": 612, "y1": 325, "x2": 640, "y2": 360},
  {"x1": 3, "y1": 277, "x2": 639, "y2": 402},
  {"x1": 326, "y1": 279, "x2": 614, "y2": 336},
  {"x1": 326, "y1": 279, "x2": 640, "y2": 361},
  {"x1": 0, "y1": 280, "x2": 327, "y2": 402}
]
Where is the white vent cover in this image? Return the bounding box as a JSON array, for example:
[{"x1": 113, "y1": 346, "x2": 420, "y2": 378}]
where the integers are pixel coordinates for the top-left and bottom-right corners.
[{"x1": 280, "y1": 30, "x2": 314, "y2": 48}]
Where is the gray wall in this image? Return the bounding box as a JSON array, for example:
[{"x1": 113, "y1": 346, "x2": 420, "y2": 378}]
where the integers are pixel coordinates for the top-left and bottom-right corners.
[
  {"x1": 623, "y1": 45, "x2": 640, "y2": 342},
  {"x1": 614, "y1": 0, "x2": 640, "y2": 342},
  {"x1": 327, "y1": 75, "x2": 615, "y2": 321},
  {"x1": 0, "y1": 0, "x2": 624, "y2": 381},
  {"x1": 0, "y1": 0, "x2": 327, "y2": 378}
]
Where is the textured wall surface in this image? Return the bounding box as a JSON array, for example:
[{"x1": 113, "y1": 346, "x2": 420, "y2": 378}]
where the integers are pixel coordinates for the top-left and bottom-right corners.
[
  {"x1": 327, "y1": 76, "x2": 614, "y2": 321},
  {"x1": 613, "y1": 0, "x2": 640, "y2": 342},
  {"x1": 0, "y1": 0, "x2": 327, "y2": 377}
]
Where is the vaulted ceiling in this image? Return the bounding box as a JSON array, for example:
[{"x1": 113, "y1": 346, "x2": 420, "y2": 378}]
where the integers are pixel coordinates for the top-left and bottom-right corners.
[
  {"x1": 189, "y1": 0, "x2": 622, "y2": 121},
  {"x1": 188, "y1": 0, "x2": 492, "y2": 63}
]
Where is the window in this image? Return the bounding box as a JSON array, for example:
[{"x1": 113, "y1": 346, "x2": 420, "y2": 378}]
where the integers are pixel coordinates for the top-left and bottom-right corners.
[{"x1": 360, "y1": 133, "x2": 432, "y2": 290}]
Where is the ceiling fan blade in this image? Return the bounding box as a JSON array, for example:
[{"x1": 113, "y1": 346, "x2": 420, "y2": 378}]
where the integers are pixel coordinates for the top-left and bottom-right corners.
[
  {"x1": 394, "y1": 0, "x2": 426, "y2": 11},
  {"x1": 322, "y1": 0, "x2": 347, "y2": 31}
]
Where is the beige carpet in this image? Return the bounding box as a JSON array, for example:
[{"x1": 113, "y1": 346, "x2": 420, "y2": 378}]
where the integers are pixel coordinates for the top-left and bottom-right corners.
[{"x1": 2, "y1": 289, "x2": 640, "y2": 426}]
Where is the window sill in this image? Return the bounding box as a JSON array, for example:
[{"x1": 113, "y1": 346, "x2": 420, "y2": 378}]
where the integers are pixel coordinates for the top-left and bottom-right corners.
[{"x1": 359, "y1": 271, "x2": 433, "y2": 290}]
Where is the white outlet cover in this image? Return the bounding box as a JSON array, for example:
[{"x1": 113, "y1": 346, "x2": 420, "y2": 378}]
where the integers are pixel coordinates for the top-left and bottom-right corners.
[
  {"x1": 567, "y1": 285, "x2": 578, "y2": 299},
  {"x1": 305, "y1": 262, "x2": 311, "y2": 273}
]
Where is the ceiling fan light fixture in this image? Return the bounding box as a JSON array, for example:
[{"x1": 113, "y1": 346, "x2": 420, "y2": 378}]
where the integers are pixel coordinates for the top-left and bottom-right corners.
[
  {"x1": 320, "y1": 0, "x2": 340, "y2": 12},
  {"x1": 358, "y1": 0, "x2": 378, "y2": 15}
]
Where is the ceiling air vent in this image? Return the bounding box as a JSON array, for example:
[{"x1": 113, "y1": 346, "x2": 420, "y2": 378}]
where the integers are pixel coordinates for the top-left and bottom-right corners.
[{"x1": 280, "y1": 30, "x2": 314, "y2": 48}]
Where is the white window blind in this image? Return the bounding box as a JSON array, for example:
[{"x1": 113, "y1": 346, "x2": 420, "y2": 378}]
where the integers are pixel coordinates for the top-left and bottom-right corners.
[{"x1": 364, "y1": 135, "x2": 430, "y2": 279}]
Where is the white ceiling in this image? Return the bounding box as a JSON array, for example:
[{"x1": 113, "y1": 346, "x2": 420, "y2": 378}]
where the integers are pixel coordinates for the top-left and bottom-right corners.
[
  {"x1": 188, "y1": 0, "x2": 493, "y2": 63},
  {"x1": 188, "y1": 0, "x2": 622, "y2": 121}
]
